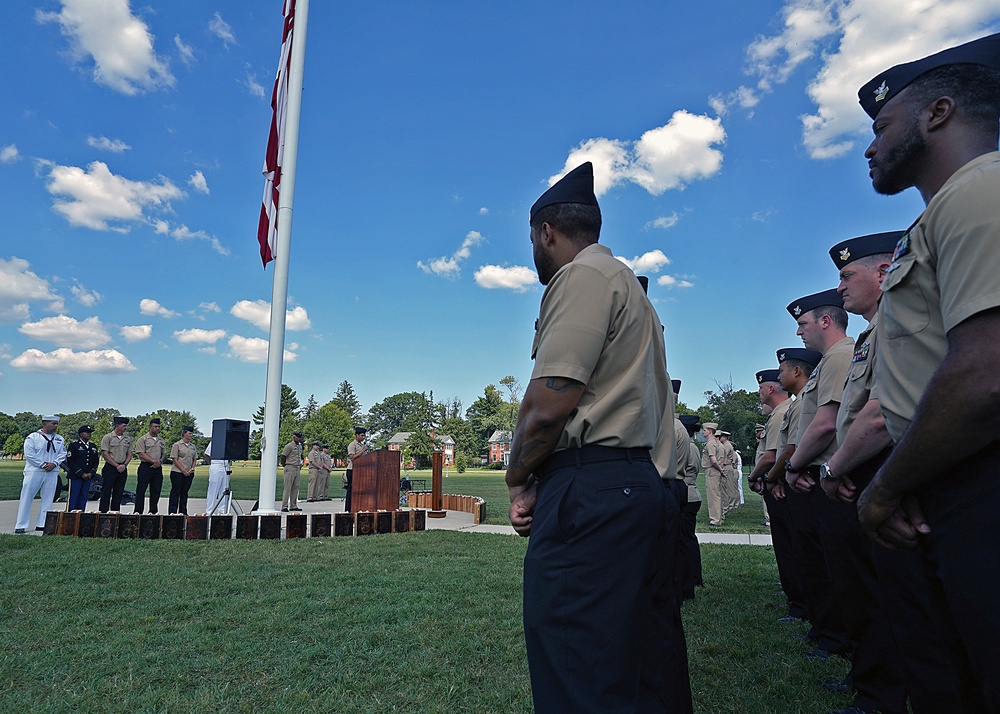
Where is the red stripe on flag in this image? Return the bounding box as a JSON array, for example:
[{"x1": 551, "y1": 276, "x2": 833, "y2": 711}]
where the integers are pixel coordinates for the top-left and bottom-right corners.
[{"x1": 257, "y1": 0, "x2": 296, "y2": 267}]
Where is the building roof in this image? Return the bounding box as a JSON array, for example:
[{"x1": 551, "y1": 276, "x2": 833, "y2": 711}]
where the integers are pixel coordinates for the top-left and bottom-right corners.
[
  {"x1": 388, "y1": 431, "x2": 454, "y2": 446},
  {"x1": 488, "y1": 430, "x2": 513, "y2": 444}
]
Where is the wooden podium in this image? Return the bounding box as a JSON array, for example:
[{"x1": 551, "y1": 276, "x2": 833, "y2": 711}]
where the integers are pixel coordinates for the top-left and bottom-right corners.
[{"x1": 351, "y1": 449, "x2": 399, "y2": 513}]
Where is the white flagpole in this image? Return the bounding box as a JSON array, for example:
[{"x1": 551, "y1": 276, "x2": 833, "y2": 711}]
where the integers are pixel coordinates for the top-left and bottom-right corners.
[{"x1": 257, "y1": 0, "x2": 310, "y2": 513}]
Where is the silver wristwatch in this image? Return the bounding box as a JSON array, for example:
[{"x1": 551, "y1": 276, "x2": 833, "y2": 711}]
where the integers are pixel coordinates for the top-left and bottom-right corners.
[{"x1": 819, "y1": 462, "x2": 836, "y2": 480}]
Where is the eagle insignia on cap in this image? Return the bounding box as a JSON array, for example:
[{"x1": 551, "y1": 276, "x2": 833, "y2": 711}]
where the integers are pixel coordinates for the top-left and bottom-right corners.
[
  {"x1": 793, "y1": 306, "x2": 802, "y2": 316},
  {"x1": 839, "y1": 248, "x2": 851, "y2": 262},
  {"x1": 874, "y1": 80, "x2": 889, "y2": 102}
]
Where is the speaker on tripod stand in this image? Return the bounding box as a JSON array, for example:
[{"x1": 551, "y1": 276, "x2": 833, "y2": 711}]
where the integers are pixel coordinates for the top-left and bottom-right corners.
[{"x1": 207, "y1": 419, "x2": 250, "y2": 515}]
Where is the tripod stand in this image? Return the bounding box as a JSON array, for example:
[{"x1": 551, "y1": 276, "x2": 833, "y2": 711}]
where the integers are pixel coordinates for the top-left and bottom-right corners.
[{"x1": 208, "y1": 487, "x2": 244, "y2": 516}]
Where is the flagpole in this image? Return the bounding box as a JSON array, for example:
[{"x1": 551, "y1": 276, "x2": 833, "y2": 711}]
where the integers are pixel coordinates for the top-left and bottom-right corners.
[{"x1": 257, "y1": 0, "x2": 310, "y2": 513}]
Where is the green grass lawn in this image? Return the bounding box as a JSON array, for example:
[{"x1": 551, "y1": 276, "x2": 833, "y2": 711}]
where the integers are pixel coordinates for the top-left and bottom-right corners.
[
  {"x1": 1, "y1": 460, "x2": 769, "y2": 534},
  {"x1": 0, "y1": 533, "x2": 851, "y2": 713}
]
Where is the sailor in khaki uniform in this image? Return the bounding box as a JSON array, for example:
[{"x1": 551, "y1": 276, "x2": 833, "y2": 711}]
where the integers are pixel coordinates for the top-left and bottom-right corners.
[
  {"x1": 505, "y1": 162, "x2": 686, "y2": 713},
  {"x1": 678, "y1": 413, "x2": 704, "y2": 599},
  {"x1": 717, "y1": 431, "x2": 738, "y2": 514},
  {"x1": 345, "y1": 427, "x2": 368, "y2": 512},
  {"x1": 280, "y1": 431, "x2": 304, "y2": 512},
  {"x1": 134, "y1": 417, "x2": 166, "y2": 514},
  {"x1": 99, "y1": 416, "x2": 132, "y2": 512},
  {"x1": 766, "y1": 349, "x2": 825, "y2": 638},
  {"x1": 783, "y1": 290, "x2": 854, "y2": 663},
  {"x1": 855, "y1": 33, "x2": 1000, "y2": 709},
  {"x1": 319, "y1": 444, "x2": 333, "y2": 500},
  {"x1": 306, "y1": 441, "x2": 321, "y2": 502},
  {"x1": 700, "y1": 423, "x2": 726, "y2": 526},
  {"x1": 748, "y1": 368, "x2": 804, "y2": 621},
  {"x1": 168, "y1": 426, "x2": 198, "y2": 515}
]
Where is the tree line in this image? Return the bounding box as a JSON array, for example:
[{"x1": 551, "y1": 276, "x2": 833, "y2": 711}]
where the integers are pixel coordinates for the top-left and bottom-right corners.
[{"x1": 1, "y1": 376, "x2": 762, "y2": 466}]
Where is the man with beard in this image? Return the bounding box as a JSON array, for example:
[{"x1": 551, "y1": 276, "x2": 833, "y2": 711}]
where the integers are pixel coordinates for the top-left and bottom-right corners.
[
  {"x1": 506, "y1": 162, "x2": 684, "y2": 713},
  {"x1": 855, "y1": 32, "x2": 1000, "y2": 710}
]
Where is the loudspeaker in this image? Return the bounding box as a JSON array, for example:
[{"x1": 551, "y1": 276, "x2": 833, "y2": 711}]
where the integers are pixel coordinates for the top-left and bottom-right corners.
[{"x1": 211, "y1": 418, "x2": 251, "y2": 461}]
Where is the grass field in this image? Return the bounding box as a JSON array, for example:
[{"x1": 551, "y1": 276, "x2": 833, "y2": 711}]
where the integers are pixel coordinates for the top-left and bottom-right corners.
[
  {"x1": 0, "y1": 461, "x2": 770, "y2": 533},
  {"x1": 0, "y1": 533, "x2": 851, "y2": 713}
]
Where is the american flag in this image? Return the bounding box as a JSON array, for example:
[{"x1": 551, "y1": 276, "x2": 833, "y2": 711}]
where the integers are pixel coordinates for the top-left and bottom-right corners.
[{"x1": 257, "y1": 0, "x2": 296, "y2": 267}]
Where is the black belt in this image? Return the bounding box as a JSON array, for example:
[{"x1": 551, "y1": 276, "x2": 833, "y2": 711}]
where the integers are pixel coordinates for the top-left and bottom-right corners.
[{"x1": 535, "y1": 445, "x2": 651, "y2": 481}]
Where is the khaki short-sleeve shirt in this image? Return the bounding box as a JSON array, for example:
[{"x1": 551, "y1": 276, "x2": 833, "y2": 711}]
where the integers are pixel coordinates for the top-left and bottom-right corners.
[
  {"x1": 530, "y1": 243, "x2": 670, "y2": 451},
  {"x1": 101, "y1": 432, "x2": 132, "y2": 466},
  {"x1": 796, "y1": 336, "x2": 854, "y2": 465},
  {"x1": 765, "y1": 398, "x2": 792, "y2": 453},
  {"x1": 781, "y1": 396, "x2": 802, "y2": 450},
  {"x1": 347, "y1": 439, "x2": 365, "y2": 469},
  {"x1": 135, "y1": 432, "x2": 166, "y2": 462},
  {"x1": 878, "y1": 152, "x2": 1000, "y2": 442},
  {"x1": 701, "y1": 437, "x2": 723, "y2": 473},
  {"x1": 282, "y1": 440, "x2": 303, "y2": 467},
  {"x1": 307, "y1": 448, "x2": 321, "y2": 473},
  {"x1": 169, "y1": 440, "x2": 198, "y2": 472},
  {"x1": 836, "y1": 317, "x2": 879, "y2": 444}
]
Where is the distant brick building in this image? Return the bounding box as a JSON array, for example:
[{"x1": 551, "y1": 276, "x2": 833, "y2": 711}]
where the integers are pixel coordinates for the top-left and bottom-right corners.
[{"x1": 488, "y1": 430, "x2": 512, "y2": 466}]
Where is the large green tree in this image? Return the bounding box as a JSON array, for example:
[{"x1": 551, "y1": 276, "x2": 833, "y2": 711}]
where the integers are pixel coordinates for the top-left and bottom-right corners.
[
  {"x1": 366, "y1": 391, "x2": 435, "y2": 448},
  {"x1": 3, "y1": 432, "x2": 24, "y2": 457},
  {"x1": 465, "y1": 384, "x2": 505, "y2": 458},
  {"x1": 305, "y1": 402, "x2": 354, "y2": 461},
  {"x1": 441, "y1": 416, "x2": 476, "y2": 462},
  {"x1": 0, "y1": 413, "x2": 20, "y2": 451},
  {"x1": 702, "y1": 380, "x2": 762, "y2": 456},
  {"x1": 402, "y1": 430, "x2": 441, "y2": 470},
  {"x1": 251, "y1": 384, "x2": 302, "y2": 460},
  {"x1": 331, "y1": 381, "x2": 364, "y2": 424}
]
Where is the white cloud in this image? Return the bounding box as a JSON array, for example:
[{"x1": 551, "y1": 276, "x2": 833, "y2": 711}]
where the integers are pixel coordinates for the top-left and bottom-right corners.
[
  {"x1": 139, "y1": 298, "x2": 178, "y2": 318},
  {"x1": 198, "y1": 301, "x2": 220, "y2": 313},
  {"x1": 0, "y1": 257, "x2": 63, "y2": 323},
  {"x1": 10, "y1": 347, "x2": 136, "y2": 373},
  {"x1": 174, "y1": 35, "x2": 195, "y2": 68},
  {"x1": 479, "y1": 207, "x2": 489, "y2": 215},
  {"x1": 208, "y1": 12, "x2": 236, "y2": 47},
  {"x1": 173, "y1": 328, "x2": 226, "y2": 344},
  {"x1": 197, "y1": 346, "x2": 216, "y2": 355},
  {"x1": 230, "y1": 299, "x2": 311, "y2": 331},
  {"x1": 645, "y1": 214, "x2": 680, "y2": 231},
  {"x1": 151, "y1": 220, "x2": 228, "y2": 255},
  {"x1": 226, "y1": 335, "x2": 296, "y2": 363},
  {"x1": 0, "y1": 343, "x2": 11, "y2": 359},
  {"x1": 42, "y1": 160, "x2": 183, "y2": 232},
  {"x1": 1, "y1": 144, "x2": 20, "y2": 164},
  {"x1": 86, "y1": 135, "x2": 130, "y2": 153},
  {"x1": 70, "y1": 281, "x2": 102, "y2": 307},
  {"x1": 120, "y1": 324, "x2": 152, "y2": 342},
  {"x1": 19, "y1": 315, "x2": 111, "y2": 349},
  {"x1": 242, "y1": 63, "x2": 265, "y2": 98},
  {"x1": 36, "y1": 0, "x2": 174, "y2": 95},
  {"x1": 746, "y1": 1, "x2": 1000, "y2": 159},
  {"x1": 657, "y1": 275, "x2": 695, "y2": 289},
  {"x1": 616, "y1": 250, "x2": 671, "y2": 274},
  {"x1": 474, "y1": 265, "x2": 538, "y2": 292},
  {"x1": 552, "y1": 112, "x2": 726, "y2": 198},
  {"x1": 708, "y1": 86, "x2": 761, "y2": 117},
  {"x1": 418, "y1": 231, "x2": 484, "y2": 278},
  {"x1": 188, "y1": 171, "x2": 209, "y2": 194}
]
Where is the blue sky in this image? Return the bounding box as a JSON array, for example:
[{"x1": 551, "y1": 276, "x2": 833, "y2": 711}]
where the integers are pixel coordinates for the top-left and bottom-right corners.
[{"x1": 2, "y1": 0, "x2": 998, "y2": 430}]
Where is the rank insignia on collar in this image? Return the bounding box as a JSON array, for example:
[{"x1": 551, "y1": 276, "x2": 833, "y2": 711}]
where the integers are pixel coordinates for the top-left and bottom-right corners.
[
  {"x1": 892, "y1": 232, "x2": 911, "y2": 261},
  {"x1": 809, "y1": 368, "x2": 819, "y2": 380},
  {"x1": 839, "y1": 248, "x2": 850, "y2": 262},
  {"x1": 874, "y1": 80, "x2": 889, "y2": 102},
  {"x1": 793, "y1": 306, "x2": 802, "y2": 316}
]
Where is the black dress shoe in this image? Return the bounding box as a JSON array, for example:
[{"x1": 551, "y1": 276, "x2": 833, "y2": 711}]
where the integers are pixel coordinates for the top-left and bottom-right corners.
[
  {"x1": 291, "y1": 507, "x2": 302, "y2": 511},
  {"x1": 281, "y1": 508, "x2": 288, "y2": 512},
  {"x1": 14, "y1": 529, "x2": 25, "y2": 534},
  {"x1": 35, "y1": 526, "x2": 45, "y2": 531}
]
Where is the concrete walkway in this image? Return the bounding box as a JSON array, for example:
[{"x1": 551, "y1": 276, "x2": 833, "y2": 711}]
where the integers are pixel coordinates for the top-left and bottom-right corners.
[{"x1": 0, "y1": 496, "x2": 771, "y2": 544}]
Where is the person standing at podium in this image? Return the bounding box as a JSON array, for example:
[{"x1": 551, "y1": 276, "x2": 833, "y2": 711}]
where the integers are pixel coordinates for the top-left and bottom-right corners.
[{"x1": 345, "y1": 427, "x2": 368, "y2": 512}]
